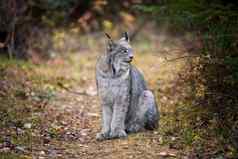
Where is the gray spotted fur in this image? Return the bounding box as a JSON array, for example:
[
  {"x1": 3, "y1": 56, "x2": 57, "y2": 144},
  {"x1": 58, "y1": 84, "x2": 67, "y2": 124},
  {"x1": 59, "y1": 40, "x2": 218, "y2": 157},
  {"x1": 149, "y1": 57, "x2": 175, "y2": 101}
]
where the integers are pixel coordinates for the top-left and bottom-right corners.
[{"x1": 96, "y1": 33, "x2": 159, "y2": 140}]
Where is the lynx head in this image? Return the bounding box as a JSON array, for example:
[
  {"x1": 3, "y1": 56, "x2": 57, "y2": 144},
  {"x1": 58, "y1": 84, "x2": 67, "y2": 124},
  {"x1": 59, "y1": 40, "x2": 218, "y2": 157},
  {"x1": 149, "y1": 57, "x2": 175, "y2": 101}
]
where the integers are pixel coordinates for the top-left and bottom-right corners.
[{"x1": 105, "y1": 32, "x2": 133, "y2": 75}]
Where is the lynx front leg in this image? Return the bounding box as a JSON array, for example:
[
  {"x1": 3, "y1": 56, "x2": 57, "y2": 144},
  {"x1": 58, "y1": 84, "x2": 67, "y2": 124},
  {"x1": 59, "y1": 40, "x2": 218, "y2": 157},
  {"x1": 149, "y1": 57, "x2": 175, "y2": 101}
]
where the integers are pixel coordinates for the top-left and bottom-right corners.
[
  {"x1": 96, "y1": 104, "x2": 112, "y2": 141},
  {"x1": 110, "y1": 97, "x2": 129, "y2": 139}
]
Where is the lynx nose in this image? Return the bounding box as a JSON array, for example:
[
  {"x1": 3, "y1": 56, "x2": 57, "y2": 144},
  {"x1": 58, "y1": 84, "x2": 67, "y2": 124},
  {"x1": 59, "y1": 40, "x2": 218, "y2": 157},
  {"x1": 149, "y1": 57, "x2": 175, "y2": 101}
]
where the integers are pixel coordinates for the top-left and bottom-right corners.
[
  {"x1": 129, "y1": 55, "x2": 134, "y2": 60},
  {"x1": 128, "y1": 48, "x2": 133, "y2": 61}
]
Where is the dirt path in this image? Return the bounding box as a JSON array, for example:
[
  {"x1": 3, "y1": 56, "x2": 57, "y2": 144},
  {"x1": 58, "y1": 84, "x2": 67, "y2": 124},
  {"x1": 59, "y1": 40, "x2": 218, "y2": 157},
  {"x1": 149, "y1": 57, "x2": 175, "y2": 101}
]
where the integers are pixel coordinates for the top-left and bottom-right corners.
[{"x1": 31, "y1": 47, "x2": 186, "y2": 159}]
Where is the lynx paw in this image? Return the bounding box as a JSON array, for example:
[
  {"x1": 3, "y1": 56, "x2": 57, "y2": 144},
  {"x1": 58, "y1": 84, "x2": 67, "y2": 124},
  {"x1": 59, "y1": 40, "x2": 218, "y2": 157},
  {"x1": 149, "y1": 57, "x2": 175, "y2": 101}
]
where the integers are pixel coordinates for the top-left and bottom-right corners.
[
  {"x1": 110, "y1": 129, "x2": 127, "y2": 139},
  {"x1": 126, "y1": 124, "x2": 142, "y2": 133},
  {"x1": 96, "y1": 131, "x2": 110, "y2": 141}
]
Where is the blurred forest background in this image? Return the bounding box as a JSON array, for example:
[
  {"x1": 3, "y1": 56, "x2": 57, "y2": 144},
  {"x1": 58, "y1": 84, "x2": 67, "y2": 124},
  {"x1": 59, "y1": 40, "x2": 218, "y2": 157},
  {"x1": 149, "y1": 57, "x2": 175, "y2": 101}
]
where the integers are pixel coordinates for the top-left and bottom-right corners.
[{"x1": 0, "y1": 0, "x2": 238, "y2": 158}]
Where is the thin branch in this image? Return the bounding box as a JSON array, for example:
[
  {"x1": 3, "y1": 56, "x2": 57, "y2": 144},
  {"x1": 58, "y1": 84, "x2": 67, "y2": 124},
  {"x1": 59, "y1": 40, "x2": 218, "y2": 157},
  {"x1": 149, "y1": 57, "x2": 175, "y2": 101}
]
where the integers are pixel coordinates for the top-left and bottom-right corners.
[
  {"x1": 57, "y1": 82, "x2": 89, "y2": 96},
  {"x1": 130, "y1": 18, "x2": 148, "y2": 41},
  {"x1": 165, "y1": 55, "x2": 199, "y2": 62}
]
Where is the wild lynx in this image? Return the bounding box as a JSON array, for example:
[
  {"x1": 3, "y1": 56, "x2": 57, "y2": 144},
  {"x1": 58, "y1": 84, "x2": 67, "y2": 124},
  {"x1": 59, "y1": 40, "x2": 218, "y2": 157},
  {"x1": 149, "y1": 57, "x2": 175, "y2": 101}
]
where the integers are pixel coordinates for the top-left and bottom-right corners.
[{"x1": 96, "y1": 32, "x2": 159, "y2": 140}]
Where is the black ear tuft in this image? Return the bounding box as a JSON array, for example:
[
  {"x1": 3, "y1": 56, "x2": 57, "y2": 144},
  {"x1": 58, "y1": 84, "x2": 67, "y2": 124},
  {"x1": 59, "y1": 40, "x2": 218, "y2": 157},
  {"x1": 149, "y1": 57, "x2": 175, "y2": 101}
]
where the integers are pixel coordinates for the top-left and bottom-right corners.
[
  {"x1": 105, "y1": 33, "x2": 114, "y2": 51},
  {"x1": 105, "y1": 32, "x2": 112, "y2": 40},
  {"x1": 124, "y1": 32, "x2": 129, "y2": 42}
]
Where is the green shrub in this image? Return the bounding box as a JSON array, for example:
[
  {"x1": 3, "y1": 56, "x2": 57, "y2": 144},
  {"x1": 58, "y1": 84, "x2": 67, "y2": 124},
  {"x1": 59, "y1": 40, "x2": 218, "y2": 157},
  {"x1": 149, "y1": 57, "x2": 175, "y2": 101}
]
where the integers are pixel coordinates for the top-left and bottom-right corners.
[{"x1": 136, "y1": 0, "x2": 238, "y2": 157}]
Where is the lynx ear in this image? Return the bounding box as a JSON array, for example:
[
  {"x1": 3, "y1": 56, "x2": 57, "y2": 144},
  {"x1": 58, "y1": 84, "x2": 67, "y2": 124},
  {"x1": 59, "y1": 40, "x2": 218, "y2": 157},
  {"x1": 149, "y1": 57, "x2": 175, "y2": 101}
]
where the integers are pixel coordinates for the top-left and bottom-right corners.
[
  {"x1": 105, "y1": 33, "x2": 115, "y2": 51},
  {"x1": 124, "y1": 32, "x2": 129, "y2": 42}
]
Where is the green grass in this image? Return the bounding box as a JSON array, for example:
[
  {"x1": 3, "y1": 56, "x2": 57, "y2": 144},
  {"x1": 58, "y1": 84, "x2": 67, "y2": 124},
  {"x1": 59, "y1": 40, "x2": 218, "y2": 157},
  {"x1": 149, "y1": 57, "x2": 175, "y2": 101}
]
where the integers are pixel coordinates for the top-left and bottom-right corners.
[{"x1": 0, "y1": 153, "x2": 30, "y2": 159}]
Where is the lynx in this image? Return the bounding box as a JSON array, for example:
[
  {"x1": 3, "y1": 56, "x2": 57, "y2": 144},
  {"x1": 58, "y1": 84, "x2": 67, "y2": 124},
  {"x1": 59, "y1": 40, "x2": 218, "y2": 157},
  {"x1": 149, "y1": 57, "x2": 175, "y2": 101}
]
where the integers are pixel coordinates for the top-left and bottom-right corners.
[{"x1": 96, "y1": 32, "x2": 159, "y2": 140}]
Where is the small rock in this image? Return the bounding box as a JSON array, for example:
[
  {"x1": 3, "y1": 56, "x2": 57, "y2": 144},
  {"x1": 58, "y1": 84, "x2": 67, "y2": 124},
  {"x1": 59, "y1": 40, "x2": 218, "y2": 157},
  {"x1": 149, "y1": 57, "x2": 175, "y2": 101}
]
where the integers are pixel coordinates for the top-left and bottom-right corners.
[
  {"x1": 159, "y1": 151, "x2": 168, "y2": 156},
  {"x1": 16, "y1": 128, "x2": 24, "y2": 135},
  {"x1": 57, "y1": 154, "x2": 63, "y2": 157},
  {"x1": 0, "y1": 147, "x2": 10, "y2": 152},
  {"x1": 171, "y1": 136, "x2": 176, "y2": 141},
  {"x1": 80, "y1": 129, "x2": 89, "y2": 136},
  {"x1": 39, "y1": 150, "x2": 46, "y2": 155},
  {"x1": 87, "y1": 113, "x2": 99, "y2": 117},
  {"x1": 158, "y1": 136, "x2": 163, "y2": 144},
  {"x1": 15, "y1": 146, "x2": 26, "y2": 153},
  {"x1": 86, "y1": 86, "x2": 97, "y2": 96},
  {"x1": 159, "y1": 151, "x2": 176, "y2": 157},
  {"x1": 24, "y1": 123, "x2": 32, "y2": 129},
  {"x1": 153, "y1": 131, "x2": 159, "y2": 135},
  {"x1": 78, "y1": 144, "x2": 88, "y2": 148},
  {"x1": 162, "y1": 96, "x2": 168, "y2": 101},
  {"x1": 66, "y1": 131, "x2": 71, "y2": 135}
]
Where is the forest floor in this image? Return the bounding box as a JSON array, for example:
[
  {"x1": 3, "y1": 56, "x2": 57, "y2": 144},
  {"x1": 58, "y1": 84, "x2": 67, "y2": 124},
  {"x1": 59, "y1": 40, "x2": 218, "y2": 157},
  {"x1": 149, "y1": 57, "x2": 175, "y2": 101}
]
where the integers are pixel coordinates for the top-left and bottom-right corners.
[
  {"x1": 32, "y1": 53, "x2": 181, "y2": 159},
  {"x1": 0, "y1": 33, "x2": 194, "y2": 159}
]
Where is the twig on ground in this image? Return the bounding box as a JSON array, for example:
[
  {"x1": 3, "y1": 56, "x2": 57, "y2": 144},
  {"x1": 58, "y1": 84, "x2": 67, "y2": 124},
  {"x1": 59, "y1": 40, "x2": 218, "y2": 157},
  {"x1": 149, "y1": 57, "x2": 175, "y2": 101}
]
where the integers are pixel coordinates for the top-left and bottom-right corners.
[
  {"x1": 57, "y1": 82, "x2": 89, "y2": 96},
  {"x1": 164, "y1": 55, "x2": 199, "y2": 62}
]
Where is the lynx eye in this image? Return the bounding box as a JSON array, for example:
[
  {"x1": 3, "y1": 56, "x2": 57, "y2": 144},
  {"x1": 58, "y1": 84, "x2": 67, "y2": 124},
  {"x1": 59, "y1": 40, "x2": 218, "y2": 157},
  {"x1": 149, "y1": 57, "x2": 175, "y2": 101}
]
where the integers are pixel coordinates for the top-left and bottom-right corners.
[{"x1": 123, "y1": 49, "x2": 128, "y2": 53}]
